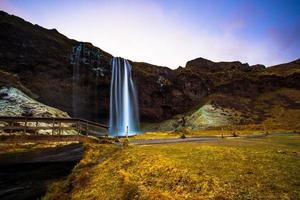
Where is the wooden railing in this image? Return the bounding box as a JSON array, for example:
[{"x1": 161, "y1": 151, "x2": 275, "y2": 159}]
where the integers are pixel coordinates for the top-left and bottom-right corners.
[{"x1": 0, "y1": 116, "x2": 109, "y2": 137}]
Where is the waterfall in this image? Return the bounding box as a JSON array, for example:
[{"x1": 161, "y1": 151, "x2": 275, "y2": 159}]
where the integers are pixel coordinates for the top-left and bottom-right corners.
[
  {"x1": 109, "y1": 57, "x2": 139, "y2": 136},
  {"x1": 72, "y1": 44, "x2": 82, "y2": 117}
]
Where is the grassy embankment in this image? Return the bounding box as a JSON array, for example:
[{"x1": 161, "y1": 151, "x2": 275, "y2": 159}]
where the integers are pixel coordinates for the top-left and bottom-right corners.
[
  {"x1": 45, "y1": 133, "x2": 300, "y2": 200},
  {"x1": 0, "y1": 141, "x2": 80, "y2": 154}
]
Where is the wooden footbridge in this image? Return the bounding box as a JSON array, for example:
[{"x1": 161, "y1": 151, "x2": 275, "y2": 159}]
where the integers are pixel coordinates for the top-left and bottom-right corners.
[{"x1": 0, "y1": 116, "x2": 109, "y2": 141}]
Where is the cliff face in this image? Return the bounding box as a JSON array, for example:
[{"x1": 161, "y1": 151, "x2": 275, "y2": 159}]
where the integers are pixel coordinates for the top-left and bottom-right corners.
[
  {"x1": 134, "y1": 57, "x2": 300, "y2": 123},
  {"x1": 0, "y1": 11, "x2": 299, "y2": 127},
  {"x1": 0, "y1": 11, "x2": 112, "y2": 121}
]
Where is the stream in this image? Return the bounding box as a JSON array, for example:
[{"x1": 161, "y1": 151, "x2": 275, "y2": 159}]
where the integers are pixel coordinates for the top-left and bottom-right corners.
[{"x1": 0, "y1": 143, "x2": 83, "y2": 200}]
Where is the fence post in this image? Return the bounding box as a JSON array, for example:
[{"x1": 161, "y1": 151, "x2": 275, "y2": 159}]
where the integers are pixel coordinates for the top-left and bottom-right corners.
[
  {"x1": 86, "y1": 121, "x2": 89, "y2": 136},
  {"x1": 52, "y1": 118, "x2": 55, "y2": 135},
  {"x1": 36, "y1": 121, "x2": 38, "y2": 135},
  {"x1": 76, "y1": 121, "x2": 80, "y2": 135},
  {"x1": 58, "y1": 121, "x2": 62, "y2": 135},
  {"x1": 24, "y1": 118, "x2": 27, "y2": 134},
  {"x1": 10, "y1": 122, "x2": 13, "y2": 134}
]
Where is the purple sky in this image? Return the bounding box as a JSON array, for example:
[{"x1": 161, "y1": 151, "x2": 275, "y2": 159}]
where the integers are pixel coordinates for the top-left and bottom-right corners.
[{"x1": 1, "y1": 0, "x2": 299, "y2": 68}]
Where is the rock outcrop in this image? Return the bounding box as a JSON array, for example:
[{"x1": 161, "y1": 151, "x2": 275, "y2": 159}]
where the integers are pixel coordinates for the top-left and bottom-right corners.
[
  {"x1": 0, "y1": 86, "x2": 73, "y2": 135},
  {"x1": 0, "y1": 87, "x2": 69, "y2": 118}
]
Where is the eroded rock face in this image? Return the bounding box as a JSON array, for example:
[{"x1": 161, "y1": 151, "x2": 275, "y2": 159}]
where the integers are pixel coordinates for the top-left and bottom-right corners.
[
  {"x1": 0, "y1": 87, "x2": 77, "y2": 135},
  {"x1": 0, "y1": 87, "x2": 69, "y2": 118}
]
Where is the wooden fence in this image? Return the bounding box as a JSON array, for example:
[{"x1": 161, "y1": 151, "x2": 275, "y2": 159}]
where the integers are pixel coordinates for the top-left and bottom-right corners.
[{"x1": 0, "y1": 116, "x2": 109, "y2": 137}]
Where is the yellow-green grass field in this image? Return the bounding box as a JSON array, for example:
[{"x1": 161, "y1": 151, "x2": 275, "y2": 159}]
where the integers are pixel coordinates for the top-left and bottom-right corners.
[
  {"x1": 45, "y1": 133, "x2": 300, "y2": 200},
  {"x1": 131, "y1": 127, "x2": 298, "y2": 140}
]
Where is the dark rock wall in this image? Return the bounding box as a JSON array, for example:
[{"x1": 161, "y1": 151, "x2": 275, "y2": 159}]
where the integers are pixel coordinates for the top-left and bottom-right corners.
[
  {"x1": 0, "y1": 11, "x2": 299, "y2": 123},
  {"x1": 0, "y1": 11, "x2": 112, "y2": 121}
]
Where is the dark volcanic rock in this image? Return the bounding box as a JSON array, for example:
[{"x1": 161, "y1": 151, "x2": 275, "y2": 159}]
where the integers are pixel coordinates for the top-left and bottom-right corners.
[
  {"x1": 0, "y1": 11, "x2": 112, "y2": 121},
  {"x1": 186, "y1": 57, "x2": 250, "y2": 72},
  {"x1": 251, "y1": 64, "x2": 266, "y2": 70},
  {"x1": 0, "y1": 11, "x2": 299, "y2": 124}
]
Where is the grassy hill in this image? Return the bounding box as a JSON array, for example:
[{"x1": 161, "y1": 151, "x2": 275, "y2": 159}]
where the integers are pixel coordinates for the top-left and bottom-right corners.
[
  {"x1": 143, "y1": 87, "x2": 300, "y2": 132},
  {"x1": 44, "y1": 134, "x2": 300, "y2": 200}
]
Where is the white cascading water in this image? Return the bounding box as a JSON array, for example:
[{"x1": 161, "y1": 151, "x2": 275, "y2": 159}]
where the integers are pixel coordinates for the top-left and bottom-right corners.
[
  {"x1": 109, "y1": 57, "x2": 139, "y2": 136},
  {"x1": 72, "y1": 44, "x2": 82, "y2": 117}
]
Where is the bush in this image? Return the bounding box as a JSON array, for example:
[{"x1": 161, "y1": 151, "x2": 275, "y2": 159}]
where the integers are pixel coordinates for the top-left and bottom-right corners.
[
  {"x1": 114, "y1": 137, "x2": 120, "y2": 143},
  {"x1": 122, "y1": 138, "x2": 130, "y2": 147},
  {"x1": 265, "y1": 131, "x2": 269, "y2": 135},
  {"x1": 292, "y1": 130, "x2": 300, "y2": 134},
  {"x1": 232, "y1": 132, "x2": 238, "y2": 137},
  {"x1": 99, "y1": 139, "x2": 113, "y2": 144},
  {"x1": 180, "y1": 133, "x2": 186, "y2": 139}
]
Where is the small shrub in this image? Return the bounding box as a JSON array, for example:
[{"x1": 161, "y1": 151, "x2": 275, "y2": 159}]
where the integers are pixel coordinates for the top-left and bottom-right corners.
[
  {"x1": 99, "y1": 139, "x2": 113, "y2": 144},
  {"x1": 292, "y1": 130, "x2": 299, "y2": 134},
  {"x1": 122, "y1": 138, "x2": 130, "y2": 147},
  {"x1": 180, "y1": 133, "x2": 186, "y2": 139},
  {"x1": 232, "y1": 132, "x2": 238, "y2": 137},
  {"x1": 114, "y1": 137, "x2": 120, "y2": 143},
  {"x1": 265, "y1": 131, "x2": 269, "y2": 135}
]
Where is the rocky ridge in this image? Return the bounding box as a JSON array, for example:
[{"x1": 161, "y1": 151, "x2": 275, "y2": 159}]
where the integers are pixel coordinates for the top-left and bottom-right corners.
[{"x1": 0, "y1": 10, "x2": 299, "y2": 130}]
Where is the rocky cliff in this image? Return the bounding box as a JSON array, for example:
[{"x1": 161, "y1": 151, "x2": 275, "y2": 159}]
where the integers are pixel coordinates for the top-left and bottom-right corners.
[
  {"x1": 0, "y1": 11, "x2": 299, "y2": 129},
  {"x1": 0, "y1": 11, "x2": 112, "y2": 121}
]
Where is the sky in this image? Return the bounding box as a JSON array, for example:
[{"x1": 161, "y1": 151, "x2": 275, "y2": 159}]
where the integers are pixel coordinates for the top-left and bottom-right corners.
[{"x1": 0, "y1": 0, "x2": 300, "y2": 68}]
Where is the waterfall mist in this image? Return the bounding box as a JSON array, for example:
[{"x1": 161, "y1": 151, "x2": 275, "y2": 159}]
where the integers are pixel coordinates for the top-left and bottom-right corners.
[{"x1": 109, "y1": 57, "x2": 139, "y2": 136}]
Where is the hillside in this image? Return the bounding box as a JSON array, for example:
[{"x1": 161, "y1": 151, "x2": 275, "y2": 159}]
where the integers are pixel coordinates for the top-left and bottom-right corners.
[{"x1": 0, "y1": 10, "x2": 299, "y2": 130}]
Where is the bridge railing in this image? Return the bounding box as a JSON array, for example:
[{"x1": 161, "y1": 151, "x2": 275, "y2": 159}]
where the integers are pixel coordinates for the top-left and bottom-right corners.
[{"x1": 0, "y1": 116, "x2": 109, "y2": 137}]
